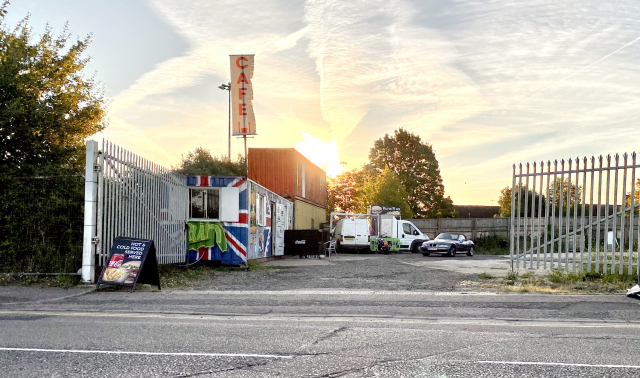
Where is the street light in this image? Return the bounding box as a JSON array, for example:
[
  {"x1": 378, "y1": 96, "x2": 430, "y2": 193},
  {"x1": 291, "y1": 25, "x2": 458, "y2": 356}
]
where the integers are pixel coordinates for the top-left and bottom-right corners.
[{"x1": 218, "y1": 82, "x2": 231, "y2": 160}]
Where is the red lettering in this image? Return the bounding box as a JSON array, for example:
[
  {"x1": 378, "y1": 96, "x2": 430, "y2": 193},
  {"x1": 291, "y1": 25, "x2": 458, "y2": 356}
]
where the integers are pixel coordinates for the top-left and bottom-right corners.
[
  {"x1": 236, "y1": 56, "x2": 248, "y2": 69},
  {"x1": 237, "y1": 72, "x2": 249, "y2": 85},
  {"x1": 238, "y1": 103, "x2": 247, "y2": 116},
  {"x1": 238, "y1": 87, "x2": 247, "y2": 100}
]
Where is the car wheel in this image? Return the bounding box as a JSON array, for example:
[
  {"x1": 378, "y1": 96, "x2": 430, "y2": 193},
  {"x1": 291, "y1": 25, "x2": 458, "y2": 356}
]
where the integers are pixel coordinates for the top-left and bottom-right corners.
[
  {"x1": 468, "y1": 246, "x2": 474, "y2": 256},
  {"x1": 448, "y1": 246, "x2": 456, "y2": 257}
]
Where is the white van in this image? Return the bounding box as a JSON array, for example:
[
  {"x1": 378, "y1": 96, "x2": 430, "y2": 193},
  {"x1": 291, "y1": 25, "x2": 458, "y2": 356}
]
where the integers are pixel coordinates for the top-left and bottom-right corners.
[
  {"x1": 332, "y1": 218, "x2": 372, "y2": 252},
  {"x1": 379, "y1": 215, "x2": 429, "y2": 253}
]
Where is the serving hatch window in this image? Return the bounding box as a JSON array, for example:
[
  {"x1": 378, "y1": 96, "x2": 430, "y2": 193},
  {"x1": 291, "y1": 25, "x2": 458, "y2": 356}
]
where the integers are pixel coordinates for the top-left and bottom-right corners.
[{"x1": 189, "y1": 188, "x2": 220, "y2": 220}]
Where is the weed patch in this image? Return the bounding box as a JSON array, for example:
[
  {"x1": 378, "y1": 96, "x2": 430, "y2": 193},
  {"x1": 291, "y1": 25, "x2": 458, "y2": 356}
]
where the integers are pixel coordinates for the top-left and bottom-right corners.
[{"x1": 493, "y1": 269, "x2": 638, "y2": 294}]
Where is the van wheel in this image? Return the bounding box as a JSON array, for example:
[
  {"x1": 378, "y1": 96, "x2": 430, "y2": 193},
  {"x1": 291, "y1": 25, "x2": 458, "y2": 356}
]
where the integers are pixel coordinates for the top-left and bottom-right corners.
[
  {"x1": 335, "y1": 242, "x2": 341, "y2": 254},
  {"x1": 412, "y1": 244, "x2": 420, "y2": 253}
]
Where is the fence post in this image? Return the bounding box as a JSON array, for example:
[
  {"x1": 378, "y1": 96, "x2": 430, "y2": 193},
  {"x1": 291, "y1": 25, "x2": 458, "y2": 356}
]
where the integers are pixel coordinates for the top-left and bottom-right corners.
[{"x1": 82, "y1": 140, "x2": 99, "y2": 283}]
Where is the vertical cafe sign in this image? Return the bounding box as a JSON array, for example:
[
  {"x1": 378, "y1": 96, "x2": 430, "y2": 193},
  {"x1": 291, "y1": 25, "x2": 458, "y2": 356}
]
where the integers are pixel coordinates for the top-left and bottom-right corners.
[{"x1": 230, "y1": 54, "x2": 256, "y2": 135}]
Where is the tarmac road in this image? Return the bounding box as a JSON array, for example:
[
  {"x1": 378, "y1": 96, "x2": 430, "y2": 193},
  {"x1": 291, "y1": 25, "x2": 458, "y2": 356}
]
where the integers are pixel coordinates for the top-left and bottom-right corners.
[{"x1": 1, "y1": 253, "x2": 640, "y2": 377}]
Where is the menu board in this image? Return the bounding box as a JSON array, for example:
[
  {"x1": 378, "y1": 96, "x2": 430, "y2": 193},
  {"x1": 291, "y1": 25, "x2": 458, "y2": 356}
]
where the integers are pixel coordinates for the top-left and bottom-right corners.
[{"x1": 96, "y1": 237, "x2": 161, "y2": 292}]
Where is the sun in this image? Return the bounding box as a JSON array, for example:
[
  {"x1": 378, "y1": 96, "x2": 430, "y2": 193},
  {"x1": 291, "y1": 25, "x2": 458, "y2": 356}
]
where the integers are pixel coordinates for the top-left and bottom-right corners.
[{"x1": 295, "y1": 133, "x2": 343, "y2": 177}]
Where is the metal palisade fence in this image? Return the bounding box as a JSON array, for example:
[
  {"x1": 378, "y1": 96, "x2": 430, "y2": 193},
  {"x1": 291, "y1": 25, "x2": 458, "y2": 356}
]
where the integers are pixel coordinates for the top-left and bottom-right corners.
[
  {"x1": 510, "y1": 153, "x2": 640, "y2": 276},
  {"x1": 91, "y1": 139, "x2": 188, "y2": 269}
]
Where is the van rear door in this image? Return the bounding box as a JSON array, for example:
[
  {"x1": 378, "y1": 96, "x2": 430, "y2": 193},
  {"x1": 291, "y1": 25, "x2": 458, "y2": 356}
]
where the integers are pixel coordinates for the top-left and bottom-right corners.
[
  {"x1": 355, "y1": 219, "x2": 369, "y2": 246},
  {"x1": 341, "y1": 219, "x2": 357, "y2": 246}
]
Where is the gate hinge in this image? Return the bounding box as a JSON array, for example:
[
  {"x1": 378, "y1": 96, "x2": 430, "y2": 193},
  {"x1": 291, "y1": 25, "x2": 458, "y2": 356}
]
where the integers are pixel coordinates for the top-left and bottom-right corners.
[
  {"x1": 93, "y1": 164, "x2": 102, "y2": 172},
  {"x1": 91, "y1": 236, "x2": 100, "y2": 244}
]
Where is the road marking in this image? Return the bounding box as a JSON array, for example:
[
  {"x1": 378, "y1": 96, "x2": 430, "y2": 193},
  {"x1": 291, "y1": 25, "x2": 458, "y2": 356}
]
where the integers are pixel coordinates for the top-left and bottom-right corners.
[
  {"x1": 478, "y1": 360, "x2": 640, "y2": 369},
  {"x1": 173, "y1": 290, "x2": 498, "y2": 296},
  {"x1": 2, "y1": 310, "x2": 640, "y2": 328},
  {"x1": 0, "y1": 347, "x2": 291, "y2": 359}
]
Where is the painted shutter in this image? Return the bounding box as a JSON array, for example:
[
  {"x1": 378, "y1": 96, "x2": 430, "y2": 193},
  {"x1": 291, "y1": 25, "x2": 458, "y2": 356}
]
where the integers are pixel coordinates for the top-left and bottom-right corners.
[{"x1": 219, "y1": 187, "x2": 239, "y2": 222}]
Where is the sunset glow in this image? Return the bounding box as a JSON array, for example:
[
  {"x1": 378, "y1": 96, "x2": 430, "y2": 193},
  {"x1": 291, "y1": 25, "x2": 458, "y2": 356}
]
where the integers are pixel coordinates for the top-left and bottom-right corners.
[{"x1": 295, "y1": 133, "x2": 343, "y2": 177}]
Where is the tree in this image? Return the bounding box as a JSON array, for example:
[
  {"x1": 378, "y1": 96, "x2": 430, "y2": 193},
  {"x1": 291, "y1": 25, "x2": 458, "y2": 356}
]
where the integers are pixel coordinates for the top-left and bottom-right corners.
[
  {"x1": 0, "y1": 5, "x2": 105, "y2": 273},
  {"x1": 624, "y1": 179, "x2": 640, "y2": 215},
  {"x1": 369, "y1": 128, "x2": 456, "y2": 218},
  {"x1": 548, "y1": 178, "x2": 582, "y2": 216},
  {"x1": 326, "y1": 168, "x2": 362, "y2": 217},
  {"x1": 497, "y1": 179, "x2": 582, "y2": 217},
  {"x1": 497, "y1": 185, "x2": 545, "y2": 217},
  {"x1": 173, "y1": 147, "x2": 246, "y2": 176},
  {"x1": 356, "y1": 167, "x2": 413, "y2": 219},
  {"x1": 0, "y1": 5, "x2": 107, "y2": 175}
]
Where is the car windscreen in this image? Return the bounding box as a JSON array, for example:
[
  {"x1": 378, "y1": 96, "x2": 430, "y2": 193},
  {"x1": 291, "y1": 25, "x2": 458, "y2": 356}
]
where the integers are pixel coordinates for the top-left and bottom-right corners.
[{"x1": 435, "y1": 233, "x2": 459, "y2": 240}]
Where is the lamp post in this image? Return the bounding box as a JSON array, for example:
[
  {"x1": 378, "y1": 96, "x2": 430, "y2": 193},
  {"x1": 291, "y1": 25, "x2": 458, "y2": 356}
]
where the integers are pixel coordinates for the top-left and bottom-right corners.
[{"x1": 218, "y1": 82, "x2": 231, "y2": 160}]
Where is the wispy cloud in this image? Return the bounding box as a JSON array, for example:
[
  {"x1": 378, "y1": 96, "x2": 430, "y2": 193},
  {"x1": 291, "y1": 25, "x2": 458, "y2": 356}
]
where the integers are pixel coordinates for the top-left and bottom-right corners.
[{"x1": 97, "y1": 0, "x2": 638, "y2": 205}]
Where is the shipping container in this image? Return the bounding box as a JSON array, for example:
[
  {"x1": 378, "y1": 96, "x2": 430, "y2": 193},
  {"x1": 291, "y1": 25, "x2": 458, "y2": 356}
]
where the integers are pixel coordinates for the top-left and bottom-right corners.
[
  {"x1": 248, "y1": 148, "x2": 327, "y2": 207},
  {"x1": 186, "y1": 175, "x2": 293, "y2": 265}
]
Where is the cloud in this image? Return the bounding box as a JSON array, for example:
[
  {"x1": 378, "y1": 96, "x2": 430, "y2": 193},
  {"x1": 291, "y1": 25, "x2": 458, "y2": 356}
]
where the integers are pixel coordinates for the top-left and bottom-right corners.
[
  {"x1": 303, "y1": 0, "x2": 489, "y2": 142},
  {"x1": 95, "y1": 0, "x2": 639, "y2": 205},
  {"x1": 110, "y1": 0, "x2": 309, "y2": 112}
]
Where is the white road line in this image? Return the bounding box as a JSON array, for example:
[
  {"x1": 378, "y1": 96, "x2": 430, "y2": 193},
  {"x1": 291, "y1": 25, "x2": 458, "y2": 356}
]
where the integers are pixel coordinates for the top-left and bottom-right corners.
[
  {"x1": 175, "y1": 290, "x2": 498, "y2": 296},
  {"x1": 0, "y1": 347, "x2": 291, "y2": 359},
  {"x1": 478, "y1": 360, "x2": 640, "y2": 369}
]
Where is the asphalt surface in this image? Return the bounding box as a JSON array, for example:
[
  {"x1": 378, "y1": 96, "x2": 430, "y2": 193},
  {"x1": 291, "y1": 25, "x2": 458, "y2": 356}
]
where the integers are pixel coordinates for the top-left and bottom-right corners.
[{"x1": 2, "y1": 253, "x2": 640, "y2": 377}]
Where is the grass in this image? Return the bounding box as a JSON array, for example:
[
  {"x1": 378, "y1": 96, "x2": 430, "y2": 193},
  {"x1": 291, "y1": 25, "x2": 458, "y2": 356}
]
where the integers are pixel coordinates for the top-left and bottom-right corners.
[
  {"x1": 496, "y1": 269, "x2": 638, "y2": 293},
  {"x1": 476, "y1": 248, "x2": 510, "y2": 255},
  {"x1": 478, "y1": 273, "x2": 495, "y2": 279}
]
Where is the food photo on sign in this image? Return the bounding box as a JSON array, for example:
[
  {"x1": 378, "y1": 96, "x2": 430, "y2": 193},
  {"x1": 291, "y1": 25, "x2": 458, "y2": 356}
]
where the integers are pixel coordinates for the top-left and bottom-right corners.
[{"x1": 101, "y1": 246, "x2": 145, "y2": 285}]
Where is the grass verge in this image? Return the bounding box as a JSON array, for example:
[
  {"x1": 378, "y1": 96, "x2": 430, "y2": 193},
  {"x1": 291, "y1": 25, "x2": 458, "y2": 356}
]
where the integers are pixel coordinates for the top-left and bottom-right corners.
[{"x1": 499, "y1": 269, "x2": 638, "y2": 293}]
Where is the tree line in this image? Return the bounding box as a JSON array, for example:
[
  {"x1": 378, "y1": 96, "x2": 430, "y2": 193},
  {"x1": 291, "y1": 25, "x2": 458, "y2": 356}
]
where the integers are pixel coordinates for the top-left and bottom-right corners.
[
  {"x1": 327, "y1": 129, "x2": 457, "y2": 219},
  {"x1": 498, "y1": 179, "x2": 640, "y2": 217},
  {"x1": 0, "y1": 4, "x2": 107, "y2": 273}
]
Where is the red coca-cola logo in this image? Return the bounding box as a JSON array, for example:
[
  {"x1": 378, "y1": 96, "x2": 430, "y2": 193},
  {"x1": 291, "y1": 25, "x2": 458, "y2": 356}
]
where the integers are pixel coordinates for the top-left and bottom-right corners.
[{"x1": 108, "y1": 254, "x2": 124, "y2": 269}]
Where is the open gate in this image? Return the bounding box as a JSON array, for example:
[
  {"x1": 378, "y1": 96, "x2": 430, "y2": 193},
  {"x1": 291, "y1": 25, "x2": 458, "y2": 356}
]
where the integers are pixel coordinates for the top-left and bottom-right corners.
[
  {"x1": 510, "y1": 153, "x2": 640, "y2": 276},
  {"x1": 82, "y1": 140, "x2": 188, "y2": 281}
]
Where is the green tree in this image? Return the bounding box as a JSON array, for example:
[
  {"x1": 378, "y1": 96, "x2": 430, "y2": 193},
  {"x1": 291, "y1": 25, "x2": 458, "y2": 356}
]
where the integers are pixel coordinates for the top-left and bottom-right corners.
[
  {"x1": 548, "y1": 178, "x2": 582, "y2": 216},
  {"x1": 498, "y1": 186, "x2": 512, "y2": 217},
  {"x1": 497, "y1": 185, "x2": 545, "y2": 217},
  {"x1": 498, "y1": 179, "x2": 583, "y2": 217},
  {"x1": 369, "y1": 128, "x2": 456, "y2": 218},
  {"x1": 356, "y1": 167, "x2": 413, "y2": 219},
  {"x1": 326, "y1": 168, "x2": 362, "y2": 217},
  {"x1": 0, "y1": 5, "x2": 105, "y2": 273},
  {"x1": 0, "y1": 5, "x2": 107, "y2": 175},
  {"x1": 173, "y1": 147, "x2": 246, "y2": 176},
  {"x1": 624, "y1": 178, "x2": 639, "y2": 215}
]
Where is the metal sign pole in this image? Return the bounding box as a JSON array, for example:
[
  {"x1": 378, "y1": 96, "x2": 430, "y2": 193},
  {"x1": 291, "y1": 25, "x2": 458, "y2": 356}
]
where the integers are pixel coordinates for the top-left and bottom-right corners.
[{"x1": 244, "y1": 135, "x2": 248, "y2": 177}]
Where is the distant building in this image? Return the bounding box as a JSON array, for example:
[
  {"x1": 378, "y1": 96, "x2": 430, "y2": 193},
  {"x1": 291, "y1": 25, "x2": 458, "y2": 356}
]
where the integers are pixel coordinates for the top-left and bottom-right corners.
[
  {"x1": 248, "y1": 148, "x2": 327, "y2": 229},
  {"x1": 455, "y1": 205, "x2": 501, "y2": 218}
]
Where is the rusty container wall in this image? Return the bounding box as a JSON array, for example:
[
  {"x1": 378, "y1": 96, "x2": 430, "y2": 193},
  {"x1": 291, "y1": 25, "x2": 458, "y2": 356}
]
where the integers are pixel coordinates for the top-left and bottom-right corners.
[{"x1": 248, "y1": 148, "x2": 327, "y2": 207}]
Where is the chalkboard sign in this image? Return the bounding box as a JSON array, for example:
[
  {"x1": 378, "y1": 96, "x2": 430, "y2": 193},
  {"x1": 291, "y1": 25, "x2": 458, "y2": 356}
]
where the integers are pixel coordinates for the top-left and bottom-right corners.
[{"x1": 96, "y1": 237, "x2": 161, "y2": 292}]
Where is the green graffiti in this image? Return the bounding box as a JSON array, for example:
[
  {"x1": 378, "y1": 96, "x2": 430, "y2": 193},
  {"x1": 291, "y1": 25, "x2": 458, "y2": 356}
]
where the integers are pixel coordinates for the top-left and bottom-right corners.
[{"x1": 188, "y1": 221, "x2": 228, "y2": 252}]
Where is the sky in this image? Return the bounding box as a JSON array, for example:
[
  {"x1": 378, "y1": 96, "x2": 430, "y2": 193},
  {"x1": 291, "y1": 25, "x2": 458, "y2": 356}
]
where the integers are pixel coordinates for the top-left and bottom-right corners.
[{"x1": 5, "y1": 0, "x2": 640, "y2": 205}]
